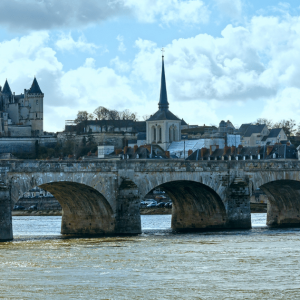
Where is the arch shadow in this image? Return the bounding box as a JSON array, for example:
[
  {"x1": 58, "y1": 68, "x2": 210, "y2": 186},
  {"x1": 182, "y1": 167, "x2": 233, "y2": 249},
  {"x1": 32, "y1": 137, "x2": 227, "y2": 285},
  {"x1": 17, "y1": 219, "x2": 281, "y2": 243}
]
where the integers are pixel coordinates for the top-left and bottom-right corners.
[
  {"x1": 149, "y1": 180, "x2": 227, "y2": 231},
  {"x1": 37, "y1": 181, "x2": 115, "y2": 235},
  {"x1": 260, "y1": 179, "x2": 300, "y2": 227}
]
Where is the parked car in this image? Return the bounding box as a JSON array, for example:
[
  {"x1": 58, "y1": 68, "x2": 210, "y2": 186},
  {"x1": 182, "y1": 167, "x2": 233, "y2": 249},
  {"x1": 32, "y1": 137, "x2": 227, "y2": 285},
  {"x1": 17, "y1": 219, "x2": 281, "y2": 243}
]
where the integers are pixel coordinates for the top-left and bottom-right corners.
[
  {"x1": 140, "y1": 201, "x2": 147, "y2": 207},
  {"x1": 28, "y1": 205, "x2": 37, "y2": 210},
  {"x1": 156, "y1": 202, "x2": 165, "y2": 208},
  {"x1": 147, "y1": 203, "x2": 157, "y2": 208},
  {"x1": 144, "y1": 199, "x2": 157, "y2": 205},
  {"x1": 165, "y1": 202, "x2": 172, "y2": 208},
  {"x1": 13, "y1": 205, "x2": 25, "y2": 210}
]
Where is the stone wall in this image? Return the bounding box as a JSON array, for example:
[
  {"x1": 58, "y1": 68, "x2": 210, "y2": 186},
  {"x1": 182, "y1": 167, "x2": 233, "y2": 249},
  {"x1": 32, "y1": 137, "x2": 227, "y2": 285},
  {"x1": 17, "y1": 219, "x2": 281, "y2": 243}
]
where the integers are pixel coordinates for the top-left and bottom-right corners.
[{"x1": 0, "y1": 137, "x2": 57, "y2": 154}]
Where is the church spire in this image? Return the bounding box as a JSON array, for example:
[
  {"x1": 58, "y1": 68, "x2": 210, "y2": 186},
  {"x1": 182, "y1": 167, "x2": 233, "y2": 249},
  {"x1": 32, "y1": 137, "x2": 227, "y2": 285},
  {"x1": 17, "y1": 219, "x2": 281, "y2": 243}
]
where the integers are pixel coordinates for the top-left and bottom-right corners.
[{"x1": 158, "y1": 49, "x2": 169, "y2": 111}]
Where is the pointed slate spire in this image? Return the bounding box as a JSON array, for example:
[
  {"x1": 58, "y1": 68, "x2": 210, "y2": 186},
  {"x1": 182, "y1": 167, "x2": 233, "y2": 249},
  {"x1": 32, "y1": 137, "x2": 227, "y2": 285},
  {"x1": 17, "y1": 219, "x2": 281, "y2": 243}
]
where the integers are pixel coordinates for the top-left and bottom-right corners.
[
  {"x1": 29, "y1": 77, "x2": 42, "y2": 94},
  {"x1": 2, "y1": 79, "x2": 12, "y2": 94},
  {"x1": 158, "y1": 52, "x2": 169, "y2": 111}
]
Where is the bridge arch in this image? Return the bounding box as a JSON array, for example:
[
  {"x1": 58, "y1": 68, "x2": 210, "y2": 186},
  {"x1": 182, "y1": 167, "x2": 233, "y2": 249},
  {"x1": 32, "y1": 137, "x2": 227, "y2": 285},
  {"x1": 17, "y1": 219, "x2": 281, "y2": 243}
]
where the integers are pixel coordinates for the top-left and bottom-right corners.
[
  {"x1": 259, "y1": 179, "x2": 300, "y2": 227},
  {"x1": 9, "y1": 173, "x2": 116, "y2": 235},
  {"x1": 144, "y1": 179, "x2": 227, "y2": 231}
]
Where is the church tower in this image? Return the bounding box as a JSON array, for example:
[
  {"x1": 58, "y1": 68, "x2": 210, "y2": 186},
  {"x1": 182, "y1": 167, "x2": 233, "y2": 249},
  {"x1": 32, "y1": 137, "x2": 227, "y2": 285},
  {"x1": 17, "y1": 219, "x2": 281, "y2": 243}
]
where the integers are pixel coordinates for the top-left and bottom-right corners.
[{"x1": 146, "y1": 52, "x2": 181, "y2": 150}]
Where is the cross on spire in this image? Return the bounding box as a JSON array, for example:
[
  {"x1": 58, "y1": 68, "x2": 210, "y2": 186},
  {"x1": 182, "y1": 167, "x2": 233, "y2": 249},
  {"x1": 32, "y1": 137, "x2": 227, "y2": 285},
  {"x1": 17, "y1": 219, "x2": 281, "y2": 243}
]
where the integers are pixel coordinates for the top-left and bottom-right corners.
[{"x1": 161, "y1": 47, "x2": 165, "y2": 57}]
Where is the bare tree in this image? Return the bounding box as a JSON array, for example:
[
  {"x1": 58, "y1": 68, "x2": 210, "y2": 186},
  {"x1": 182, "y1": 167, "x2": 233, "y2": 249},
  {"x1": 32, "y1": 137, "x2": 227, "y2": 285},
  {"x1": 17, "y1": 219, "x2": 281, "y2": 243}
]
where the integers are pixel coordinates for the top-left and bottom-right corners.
[
  {"x1": 255, "y1": 118, "x2": 273, "y2": 129},
  {"x1": 142, "y1": 114, "x2": 150, "y2": 121},
  {"x1": 74, "y1": 111, "x2": 94, "y2": 124},
  {"x1": 93, "y1": 106, "x2": 110, "y2": 120},
  {"x1": 120, "y1": 109, "x2": 139, "y2": 121},
  {"x1": 273, "y1": 119, "x2": 297, "y2": 137}
]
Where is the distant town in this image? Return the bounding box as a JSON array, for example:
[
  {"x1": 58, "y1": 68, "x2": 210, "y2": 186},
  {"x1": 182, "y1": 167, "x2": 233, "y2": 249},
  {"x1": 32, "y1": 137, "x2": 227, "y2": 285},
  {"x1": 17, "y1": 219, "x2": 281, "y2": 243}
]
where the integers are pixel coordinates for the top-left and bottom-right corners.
[{"x1": 1, "y1": 56, "x2": 300, "y2": 164}]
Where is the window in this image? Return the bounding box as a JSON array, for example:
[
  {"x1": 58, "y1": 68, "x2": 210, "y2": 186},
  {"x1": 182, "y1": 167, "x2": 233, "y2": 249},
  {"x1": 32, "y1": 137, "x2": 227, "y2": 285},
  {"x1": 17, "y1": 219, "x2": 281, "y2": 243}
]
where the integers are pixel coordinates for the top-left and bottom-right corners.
[{"x1": 36, "y1": 100, "x2": 38, "y2": 105}]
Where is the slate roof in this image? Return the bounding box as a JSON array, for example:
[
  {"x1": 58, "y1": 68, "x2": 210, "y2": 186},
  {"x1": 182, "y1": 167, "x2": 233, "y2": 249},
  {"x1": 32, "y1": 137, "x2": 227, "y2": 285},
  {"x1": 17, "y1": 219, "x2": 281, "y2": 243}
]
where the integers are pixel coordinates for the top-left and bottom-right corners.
[
  {"x1": 267, "y1": 128, "x2": 282, "y2": 138},
  {"x1": 181, "y1": 126, "x2": 218, "y2": 134},
  {"x1": 147, "y1": 109, "x2": 181, "y2": 121},
  {"x1": 158, "y1": 56, "x2": 169, "y2": 111},
  {"x1": 29, "y1": 77, "x2": 43, "y2": 94},
  {"x1": 2, "y1": 80, "x2": 12, "y2": 94},
  {"x1": 237, "y1": 123, "x2": 251, "y2": 136},
  {"x1": 181, "y1": 119, "x2": 188, "y2": 125},
  {"x1": 243, "y1": 124, "x2": 266, "y2": 137}
]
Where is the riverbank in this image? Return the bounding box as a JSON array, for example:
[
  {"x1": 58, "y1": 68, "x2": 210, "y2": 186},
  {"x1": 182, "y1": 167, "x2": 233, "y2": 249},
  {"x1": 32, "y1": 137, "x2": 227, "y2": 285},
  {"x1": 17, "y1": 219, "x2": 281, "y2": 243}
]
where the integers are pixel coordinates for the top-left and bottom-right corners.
[
  {"x1": 250, "y1": 203, "x2": 267, "y2": 213},
  {"x1": 12, "y1": 203, "x2": 267, "y2": 216}
]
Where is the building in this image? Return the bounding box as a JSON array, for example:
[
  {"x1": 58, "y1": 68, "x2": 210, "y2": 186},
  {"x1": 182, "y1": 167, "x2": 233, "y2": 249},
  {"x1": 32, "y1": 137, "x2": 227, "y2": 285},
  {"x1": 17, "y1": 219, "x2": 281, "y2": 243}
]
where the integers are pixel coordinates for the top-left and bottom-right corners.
[
  {"x1": 146, "y1": 54, "x2": 181, "y2": 150},
  {"x1": 0, "y1": 78, "x2": 44, "y2": 137},
  {"x1": 238, "y1": 124, "x2": 288, "y2": 147},
  {"x1": 260, "y1": 128, "x2": 288, "y2": 145}
]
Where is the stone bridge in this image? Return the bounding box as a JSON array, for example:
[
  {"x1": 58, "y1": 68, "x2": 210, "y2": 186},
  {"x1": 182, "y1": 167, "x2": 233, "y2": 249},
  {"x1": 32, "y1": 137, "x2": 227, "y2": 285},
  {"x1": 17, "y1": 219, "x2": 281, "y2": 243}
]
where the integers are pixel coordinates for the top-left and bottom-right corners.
[{"x1": 1, "y1": 159, "x2": 300, "y2": 241}]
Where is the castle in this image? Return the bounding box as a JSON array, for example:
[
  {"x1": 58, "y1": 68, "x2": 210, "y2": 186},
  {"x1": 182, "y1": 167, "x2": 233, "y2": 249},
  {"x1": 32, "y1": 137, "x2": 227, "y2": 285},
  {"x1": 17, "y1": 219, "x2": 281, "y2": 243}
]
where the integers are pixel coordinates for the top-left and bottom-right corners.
[{"x1": 0, "y1": 78, "x2": 43, "y2": 137}]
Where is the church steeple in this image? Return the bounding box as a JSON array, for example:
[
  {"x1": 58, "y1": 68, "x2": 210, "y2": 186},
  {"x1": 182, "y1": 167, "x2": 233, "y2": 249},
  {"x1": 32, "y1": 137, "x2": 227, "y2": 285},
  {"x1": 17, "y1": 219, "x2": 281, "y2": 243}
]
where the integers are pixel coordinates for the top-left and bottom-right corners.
[{"x1": 158, "y1": 50, "x2": 169, "y2": 111}]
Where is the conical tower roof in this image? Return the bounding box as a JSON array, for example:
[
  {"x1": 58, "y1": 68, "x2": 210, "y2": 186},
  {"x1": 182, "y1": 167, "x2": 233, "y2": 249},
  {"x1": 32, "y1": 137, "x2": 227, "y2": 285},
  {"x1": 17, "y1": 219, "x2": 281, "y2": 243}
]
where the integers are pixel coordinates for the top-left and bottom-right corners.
[
  {"x1": 29, "y1": 77, "x2": 42, "y2": 94},
  {"x1": 2, "y1": 79, "x2": 12, "y2": 94},
  {"x1": 158, "y1": 55, "x2": 169, "y2": 111}
]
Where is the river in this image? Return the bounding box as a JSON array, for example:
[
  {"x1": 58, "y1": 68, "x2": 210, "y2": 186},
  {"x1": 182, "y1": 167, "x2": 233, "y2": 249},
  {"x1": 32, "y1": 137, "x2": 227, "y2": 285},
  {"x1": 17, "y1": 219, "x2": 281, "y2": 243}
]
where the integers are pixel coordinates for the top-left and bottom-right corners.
[{"x1": 0, "y1": 214, "x2": 300, "y2": 299}]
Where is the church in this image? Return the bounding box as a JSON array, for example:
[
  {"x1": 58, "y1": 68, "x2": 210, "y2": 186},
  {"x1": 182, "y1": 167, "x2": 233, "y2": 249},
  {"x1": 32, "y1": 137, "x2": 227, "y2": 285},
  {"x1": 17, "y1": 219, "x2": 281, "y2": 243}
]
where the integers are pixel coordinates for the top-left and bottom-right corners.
[
  {"x1": 146, "y1": 53, "x2": 182, "y2": 150},
  {"x1": 0, "y1": 78, "x2": 44, "y2": 137}
]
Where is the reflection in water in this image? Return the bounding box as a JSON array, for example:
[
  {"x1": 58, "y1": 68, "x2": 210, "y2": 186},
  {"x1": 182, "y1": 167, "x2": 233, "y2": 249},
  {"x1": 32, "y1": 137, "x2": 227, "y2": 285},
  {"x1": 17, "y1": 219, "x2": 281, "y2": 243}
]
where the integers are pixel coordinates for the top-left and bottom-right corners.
[{"x1": 1, "y1": 214, "x2": 300, "y2": 299}]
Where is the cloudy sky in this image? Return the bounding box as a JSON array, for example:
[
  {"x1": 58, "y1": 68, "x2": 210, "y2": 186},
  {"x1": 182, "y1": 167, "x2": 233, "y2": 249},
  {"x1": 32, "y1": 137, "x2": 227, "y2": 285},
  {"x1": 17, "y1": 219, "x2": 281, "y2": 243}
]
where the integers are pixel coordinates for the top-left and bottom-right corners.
[{"x1": 0, "y1": 0, "x2": 300, "y2": 131}]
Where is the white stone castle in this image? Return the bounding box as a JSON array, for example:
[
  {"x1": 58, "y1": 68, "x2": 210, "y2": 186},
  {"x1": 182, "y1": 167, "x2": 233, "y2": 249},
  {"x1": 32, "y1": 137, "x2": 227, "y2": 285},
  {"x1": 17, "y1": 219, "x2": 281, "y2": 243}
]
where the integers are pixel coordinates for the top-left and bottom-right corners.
[{"x1": 0, "y1": 78, "x2": 43, "y2": 137}]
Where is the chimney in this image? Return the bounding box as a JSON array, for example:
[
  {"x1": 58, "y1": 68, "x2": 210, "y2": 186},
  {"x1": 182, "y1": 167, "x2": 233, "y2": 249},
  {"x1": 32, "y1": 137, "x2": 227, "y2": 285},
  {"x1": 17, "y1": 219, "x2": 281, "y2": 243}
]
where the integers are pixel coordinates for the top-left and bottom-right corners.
[
  {"x1": 287, "y1": 142, "x2": 290, "y2": 146},
  {"x1": 124, "y1": 146, "x2": 128, "y2": 154},
  {"x1": 237, "y1": 145, "x2": 243, "y2": 154},
  {"x1": 115, "y1": 149, "x2": 122, "y2": 155},
  {"x1": 223, "y1": 146, "x2": 230, "y2": 156},
  {"x1": 267, "y1": 146, "x2": 273, "y2": 156},
  {"x1": 188, "y1": 149, "x2": 193, "y2": 157},
  {"x1": 134, "y1": 145, "x2": 138, "y2": 153},
  {"x1": 201, "y1": 147, "x2": 207, "y2": 158},
  {"x1": 165, "y1": 151, "x2": 170, "y2": 158},
  {"x1": 231, "y1": 146, "x2": 236, "y2": 155}
]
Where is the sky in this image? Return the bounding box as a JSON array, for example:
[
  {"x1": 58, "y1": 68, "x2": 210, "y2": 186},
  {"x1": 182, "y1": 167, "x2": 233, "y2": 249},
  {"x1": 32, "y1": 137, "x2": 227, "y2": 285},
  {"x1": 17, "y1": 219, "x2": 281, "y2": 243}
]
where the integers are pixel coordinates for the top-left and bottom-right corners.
[{"x1": 1, "y1": 0, "x2": 300, "y2": 132}]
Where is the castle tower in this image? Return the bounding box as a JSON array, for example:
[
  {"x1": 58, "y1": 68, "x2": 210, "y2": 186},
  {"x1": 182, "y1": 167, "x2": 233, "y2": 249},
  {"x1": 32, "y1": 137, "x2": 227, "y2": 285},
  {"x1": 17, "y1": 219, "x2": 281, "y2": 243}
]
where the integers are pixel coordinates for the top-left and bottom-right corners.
[
  {"x1": 26, "y1": 77, "x2": 44, "y2": 136},
  {"x1": 146, "y1": 52, "x2": 181, "y2": 151}
]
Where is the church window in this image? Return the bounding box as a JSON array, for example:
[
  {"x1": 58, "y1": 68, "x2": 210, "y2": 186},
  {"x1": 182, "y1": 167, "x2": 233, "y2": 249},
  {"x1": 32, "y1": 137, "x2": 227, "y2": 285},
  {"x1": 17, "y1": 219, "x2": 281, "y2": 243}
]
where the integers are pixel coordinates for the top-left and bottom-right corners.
[
  {"x1": 36, "y1": 113, "x2": 37, "y2": 118},
  {"x1": 36, "y1": 100, "x2": 38, "y2": 105},
  {"x1": 169, "y1": 127, "x2": 173, "y2": 142},
  {"x1": 152, "y1": 126, "x2": 156, "y2": 142},
  {"x1": 158, "y1": 127, "x2": 162, "y2": 142}
]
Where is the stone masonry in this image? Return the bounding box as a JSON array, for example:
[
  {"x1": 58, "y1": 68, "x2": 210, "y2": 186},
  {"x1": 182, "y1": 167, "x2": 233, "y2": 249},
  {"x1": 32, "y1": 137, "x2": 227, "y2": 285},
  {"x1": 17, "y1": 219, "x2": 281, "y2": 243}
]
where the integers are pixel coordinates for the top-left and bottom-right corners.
[{"x1": 1, "y1": 159, "x2": 300, "y2": 240}]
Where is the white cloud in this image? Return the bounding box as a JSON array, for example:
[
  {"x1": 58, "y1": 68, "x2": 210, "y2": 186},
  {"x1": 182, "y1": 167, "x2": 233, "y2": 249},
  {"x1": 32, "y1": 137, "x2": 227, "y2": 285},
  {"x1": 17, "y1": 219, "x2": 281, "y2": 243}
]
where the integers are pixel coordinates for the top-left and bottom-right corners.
[
  {"x1": 261, "y1": 88, "x2": 300, "y2": 121},
  {"x1": 213, "y1": 0, "x2": 242, "y2": 20},
  {"x1": 0, "y1": 0, "x2": 210, "y2": 31},
  {"x1": 124, "y1": 0, "x2": 210, "y2": 24},
  {"x1": 55, "y1": 33, "x2": 98, "y2": 53},
  {"x1": 110, "y1": 56, "x2": 131, "y2": 73},
  {"x1": 116, "y1": 35, "x2": 126, "y2": 52}
]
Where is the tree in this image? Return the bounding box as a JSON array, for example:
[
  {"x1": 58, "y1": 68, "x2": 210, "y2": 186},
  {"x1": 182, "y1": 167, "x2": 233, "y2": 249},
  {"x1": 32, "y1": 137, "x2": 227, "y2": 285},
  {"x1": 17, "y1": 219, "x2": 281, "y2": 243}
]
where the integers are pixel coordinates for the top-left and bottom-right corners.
[
  {"x1": 120, "y1": 109, "x2": 139, "y2": 121},
  {"x1": 255, "y1": 118, "x2": 273, "y2": 129},
  {"x1": 93, "y1": 106, "x2": 110, "y2": 120},
  {"x1": 273, "y1": 119, "x2": 297, "y2": 137},
  {"x1": 142, "y1": 115, "x2": 150, "y2": 121},
  {"x1": 74, "y1": 111, "x2": 94, "y2": 124}
]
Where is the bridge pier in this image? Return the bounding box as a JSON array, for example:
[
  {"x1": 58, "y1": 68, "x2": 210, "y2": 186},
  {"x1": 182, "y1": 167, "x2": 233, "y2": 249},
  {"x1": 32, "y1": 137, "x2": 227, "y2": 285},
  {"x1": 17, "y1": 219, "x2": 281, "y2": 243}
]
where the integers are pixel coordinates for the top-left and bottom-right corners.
[
  {"x1": 225, "y1": 178, "x2": 251, "y2": 229},
  {"x1": 0, "y1": 184, "x2": 13, "y2": 241},
  {"x1": 115, "y1": 179, "x2": 141, "y2": 234}
]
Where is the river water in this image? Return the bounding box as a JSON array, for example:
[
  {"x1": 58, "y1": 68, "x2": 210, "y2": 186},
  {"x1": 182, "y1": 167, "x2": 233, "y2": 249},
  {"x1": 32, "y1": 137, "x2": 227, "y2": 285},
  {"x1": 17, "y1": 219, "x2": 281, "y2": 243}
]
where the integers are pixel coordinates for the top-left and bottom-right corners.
[{"x1": 1, "y1": 214, "x2": 300, "y2": 299}]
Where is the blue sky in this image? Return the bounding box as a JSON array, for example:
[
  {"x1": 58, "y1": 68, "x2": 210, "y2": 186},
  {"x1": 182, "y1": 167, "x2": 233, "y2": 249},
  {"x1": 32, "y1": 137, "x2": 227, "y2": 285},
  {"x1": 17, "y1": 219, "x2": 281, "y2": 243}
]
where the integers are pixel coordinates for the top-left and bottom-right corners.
[{"x1": 0, "y1": 0, "x2": 300, "y2": 131}]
